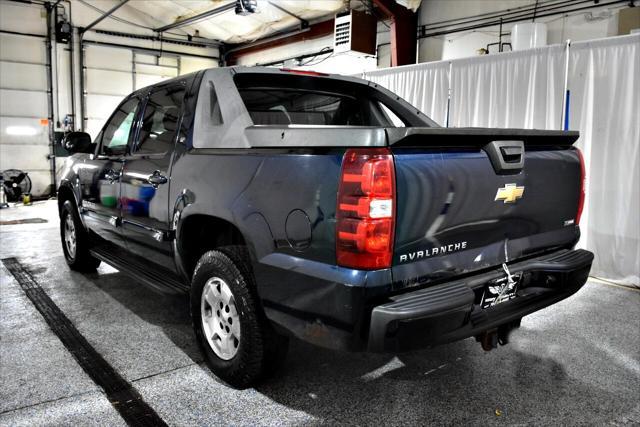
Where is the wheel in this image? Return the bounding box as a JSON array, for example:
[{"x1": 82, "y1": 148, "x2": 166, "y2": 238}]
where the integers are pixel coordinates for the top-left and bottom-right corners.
[
  {"x1": 191, "y1": 246, "x2": 288, "y2": 389},
  {"x1": 60, "y1": 199, "x2": 101, "y2": 271}
]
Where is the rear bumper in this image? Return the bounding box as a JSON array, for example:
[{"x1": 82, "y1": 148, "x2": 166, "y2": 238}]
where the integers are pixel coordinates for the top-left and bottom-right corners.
[{"x1": 368, "y1": 249, "x2": 594, "y2": 352}]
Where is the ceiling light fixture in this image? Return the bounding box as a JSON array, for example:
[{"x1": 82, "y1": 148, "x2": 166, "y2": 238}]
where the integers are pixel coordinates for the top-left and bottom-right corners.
[
  {"x1": 236, "y1": 0, "x2": 258, "y2": 16},
  {"x1": 6, "y1": 126, "x2": 38, "y2": 136}
]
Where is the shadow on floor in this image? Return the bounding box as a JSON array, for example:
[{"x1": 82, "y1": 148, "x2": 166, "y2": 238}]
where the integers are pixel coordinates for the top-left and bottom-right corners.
[
  {"x1": 75, "y1": 268, "x2": 636, "y2": 424},
  {"x1": 83, "y1": 270, "x2": 203, "y2": 365}
]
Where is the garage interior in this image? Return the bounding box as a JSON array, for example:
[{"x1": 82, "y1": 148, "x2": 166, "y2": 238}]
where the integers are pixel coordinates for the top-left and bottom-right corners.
[{"x1": 0, "y1": 0, "x2": 638, "y2": 425}]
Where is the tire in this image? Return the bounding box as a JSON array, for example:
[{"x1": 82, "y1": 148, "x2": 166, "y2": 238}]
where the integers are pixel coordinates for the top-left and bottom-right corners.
[
  {"x1": 191, "y1": 246, "x2": 288, "y2": 389},
  {"x1": 60, "y1": 199, "x2": 101, "y2": 272}
]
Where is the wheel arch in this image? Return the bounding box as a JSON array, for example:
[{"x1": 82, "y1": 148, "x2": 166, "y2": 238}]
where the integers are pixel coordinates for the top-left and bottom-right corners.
[
  {"x1": 177, "y1": 213, "x2": 252, "y2": 280},
  {"x1": 57, "y1": 182, "x2": 79, "y2": 215}
]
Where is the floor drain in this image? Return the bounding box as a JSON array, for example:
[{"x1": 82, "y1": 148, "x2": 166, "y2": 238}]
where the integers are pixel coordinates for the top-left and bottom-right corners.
[
  {"x1": 2, "y1": 257, "x2": 167, "y2": 427},
  {"x1": 0, "y1": 218, "x2": 48, "y2": 225}
]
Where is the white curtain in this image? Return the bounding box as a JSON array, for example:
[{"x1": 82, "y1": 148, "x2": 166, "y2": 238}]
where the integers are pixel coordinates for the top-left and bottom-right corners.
[
  {"x1": 568, "y1": 36, "x2": 640, "y2": 285},
  {"x1": 449, "y1": 44, "x2": 566, "y2": 129},
  {"x1": 363, "y1": 34, "x2": 640, "y2": 284},
  {"x1": 363, "y1": 61, "x2": 450, "y2": 126}
]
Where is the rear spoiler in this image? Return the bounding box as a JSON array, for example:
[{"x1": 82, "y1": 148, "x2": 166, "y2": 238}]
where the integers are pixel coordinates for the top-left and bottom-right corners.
[
  {"x1": 387, "y1": 127, "x2": 580, "y2": 147},
  {"x1": 243, "y1": 125, "x2": 579, "y2": 148}
]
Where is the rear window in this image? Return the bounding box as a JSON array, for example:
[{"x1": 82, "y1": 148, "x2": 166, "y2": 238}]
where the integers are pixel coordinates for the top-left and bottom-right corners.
[{"x1": 234, "y1": 73, "x2": 408, "y2": 127}]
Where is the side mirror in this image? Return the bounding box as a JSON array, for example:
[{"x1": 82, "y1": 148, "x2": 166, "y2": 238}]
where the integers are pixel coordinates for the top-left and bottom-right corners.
[{"x1": 63, "y1": 132, "x2": 95, "y2": 154}]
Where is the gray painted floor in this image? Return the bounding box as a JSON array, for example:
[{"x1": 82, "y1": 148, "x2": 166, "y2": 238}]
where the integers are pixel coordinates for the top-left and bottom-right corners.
[{"x1": 1, "y1": 200, "x2": 639, "y2": 426}]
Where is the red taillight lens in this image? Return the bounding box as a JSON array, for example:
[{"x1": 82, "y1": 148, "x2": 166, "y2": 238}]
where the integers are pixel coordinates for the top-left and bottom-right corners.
[
  {"x1": 279, "y1": 68, "x2": 329, "y2": 77},
  {"x1": 336, "y1": 148, "x2": 395, "y2": 269},
  {"x1": 576, "y1": 148, "x2": 586, "y2": 225}
]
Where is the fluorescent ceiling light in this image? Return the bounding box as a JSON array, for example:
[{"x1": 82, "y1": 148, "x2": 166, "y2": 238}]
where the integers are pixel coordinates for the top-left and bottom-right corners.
[{"x1": 6, "y1": 126, "x2": 38, "y2": 136}]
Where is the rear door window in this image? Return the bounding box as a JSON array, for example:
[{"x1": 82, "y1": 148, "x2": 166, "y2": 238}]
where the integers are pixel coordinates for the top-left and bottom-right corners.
[{"x1": 135, "y1": 84, "x2": 185, "y2": 155}]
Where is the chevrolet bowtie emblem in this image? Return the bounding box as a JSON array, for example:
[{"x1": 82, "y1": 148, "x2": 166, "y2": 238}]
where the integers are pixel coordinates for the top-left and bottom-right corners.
[{"x1": 495, "y1": 183, "x2": 525, "y2": 203}]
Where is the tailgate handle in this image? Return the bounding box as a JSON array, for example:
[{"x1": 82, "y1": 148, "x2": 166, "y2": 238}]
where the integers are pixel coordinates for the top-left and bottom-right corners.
[
  {"x1": 500, "y1": 146, "x2": 522, "y2": 163},
  {"x1": 483, "y1": 140, "x2": 525, "y2": 175}
]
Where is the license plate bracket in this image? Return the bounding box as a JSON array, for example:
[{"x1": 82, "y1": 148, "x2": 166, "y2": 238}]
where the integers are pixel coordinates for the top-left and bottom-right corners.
[{"x1": 481, "y1": 272, "x2": 521, "y2": 309}]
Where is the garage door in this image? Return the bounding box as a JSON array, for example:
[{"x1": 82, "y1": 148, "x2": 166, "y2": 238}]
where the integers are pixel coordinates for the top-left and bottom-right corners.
[
  {"x1": 83, "y1": 45, "x2": 179, "y2": 139},
  {"x1": 0, "y1": 2, "x2": 52, "y2": 197}
]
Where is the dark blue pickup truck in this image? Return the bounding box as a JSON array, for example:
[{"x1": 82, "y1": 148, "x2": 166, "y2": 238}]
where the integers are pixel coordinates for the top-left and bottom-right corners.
[{"x1": 57, "y1": 67, "x2": 593, "y2": 388}]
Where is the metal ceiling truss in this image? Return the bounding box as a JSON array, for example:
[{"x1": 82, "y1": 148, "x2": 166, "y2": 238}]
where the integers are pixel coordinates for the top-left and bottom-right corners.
[
  {"x1": 80, "y1": 0, "x2": 129, "y2": 34},
  {"x1": 154, "y1": 1, "x2": 235, "y2": 33},
  {"x1": 92, "y1": 29, "x2": 221, "y2": 48}
]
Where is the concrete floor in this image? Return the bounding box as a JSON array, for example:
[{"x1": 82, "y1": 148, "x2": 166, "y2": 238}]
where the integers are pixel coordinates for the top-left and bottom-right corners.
[{"x1": 1, "y1": 200, "x2": 639, "y2": 426}]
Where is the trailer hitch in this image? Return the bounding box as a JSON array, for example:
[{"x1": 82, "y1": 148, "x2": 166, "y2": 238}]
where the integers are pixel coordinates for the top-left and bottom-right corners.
[{"x1": 476, "y1": 319, "x2": 522, "y2": 351}]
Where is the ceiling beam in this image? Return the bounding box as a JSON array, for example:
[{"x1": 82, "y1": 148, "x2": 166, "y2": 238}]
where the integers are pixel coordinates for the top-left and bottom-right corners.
[
  {"x1": 81, "y1": 0, "x2": 129, "y2": 34},
  {"x1": 225, "y1": 19, "x2": 335, "y2": 65},
  {"x1": 155, "y1": 2, "x2": 235, "y2": 33},
  {"x1": 373, "y1": 0, "x2": 417, "y2": 66}
]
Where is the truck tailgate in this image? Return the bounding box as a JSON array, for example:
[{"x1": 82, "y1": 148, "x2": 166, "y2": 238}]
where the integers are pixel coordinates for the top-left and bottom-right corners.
[{"x1": 389, "y1": 128, "x2": 583, "y2": 290}]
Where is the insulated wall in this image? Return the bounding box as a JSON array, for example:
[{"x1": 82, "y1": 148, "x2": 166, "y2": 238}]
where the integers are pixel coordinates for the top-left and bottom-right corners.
[
  {"x1": 1, "y1": 0, "x2": 220, "y2": 197},
  {"x1": 83, "y1": 44, "x2": 192, "y2": 138},
  {"x1": 0, "y1": 2, "x2": 52, "y2": 196},
  {"x1": 83, "y1": 44, "x2": 134, "y2": 140},
  {"x1": 363, "y1": 34, "x2": 640, "y2": 284}
]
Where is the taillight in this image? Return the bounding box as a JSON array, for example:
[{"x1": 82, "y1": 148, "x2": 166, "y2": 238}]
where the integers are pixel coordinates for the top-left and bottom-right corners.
[
  {"x1": 336, "y1": 148, "x2": 395, "y2": 269},
  {"x1": 279, "y1": 68, "x2": 329, "y2": 77},
  {"x1": 576, "y1": 148, "x2": 586, "y2": 225}
]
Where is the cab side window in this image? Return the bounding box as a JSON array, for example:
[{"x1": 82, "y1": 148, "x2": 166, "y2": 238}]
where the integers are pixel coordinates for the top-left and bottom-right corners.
[
  {"x1": 100, "y1": 97, "x2": 139, "y2": 156},
  {"x1": 136, "y1": 84, "x2": 185, "y2": 155}
]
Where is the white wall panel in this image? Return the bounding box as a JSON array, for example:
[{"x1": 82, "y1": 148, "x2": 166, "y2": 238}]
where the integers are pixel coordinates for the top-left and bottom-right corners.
[
  {"x1": 85, "y1": 94, "x2": 125, "y2": 138},
  {"x1": 136, "y1": 54, "x2": 179, "y2": 68},
  {"x1": 84, "y1": 45, "x2": 132, "y2": 139},
  {"x1": 180, "y1": 57, "x2": 217, "y2": 74},
  {"x1": 0, "y1": 144, "x2": 49, "y2": 171},
  {"x1": 0, "y1": 34, "x2": 46, "y2": 63},
  {"x1": 85, "y1": 119, "x2": 109, "y2": 140},
  {"x1": 158, "y1": 56, "x2": 178, "y2": 67},
  {"x1": 136, "y1": 63, "x2": 177, "y2": 77},
  {"x1": 84, "y1": 45, "x2": 132, "y2": 71},
  {"x1": 0, "y1": 89, "x2": 48, "y2": 118},
  {"x1": 0, "y1": 1, "x2": 51, "y2": 197},
  {"x1": 85, "y1": 93, "x2": 125, "y2": 119},
  {"x1": 0, "y1": 117, "x2": 48, "y2": 145},
  {"x1": 85, "y1": 68, "x2": 133, "y2": 95},
  {"x1": 135, "y1": 73, "x2": 171, "y2": 90},
  {"x1": 0, "y1": 2, "x2": 46, "y2": 35},
  {"x1": 0, "y1": 62, "x2": 48, "y2": 91}
]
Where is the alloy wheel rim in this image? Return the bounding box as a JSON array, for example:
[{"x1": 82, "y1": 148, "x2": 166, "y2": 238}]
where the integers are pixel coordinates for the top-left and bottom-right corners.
[
  {"x1": 200, "y1": 277, "x2": 241, "y2": 360},
  {"x1": 64, "y1": 214, "x2": 76, "y2": 259}
]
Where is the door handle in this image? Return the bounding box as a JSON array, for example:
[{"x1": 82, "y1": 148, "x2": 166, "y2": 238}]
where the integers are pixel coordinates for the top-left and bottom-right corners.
[
  {"x1": 105, "y1": 169, "x2": 120, "y2": 183},
  {"x1": 148, "y1": 170, "x2": 168, "y2": 188}
]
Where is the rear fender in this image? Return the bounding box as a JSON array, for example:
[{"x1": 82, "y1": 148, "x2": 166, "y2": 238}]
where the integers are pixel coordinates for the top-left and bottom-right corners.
[{"x1": 173, "y1": 200, "x2": 276, "y2": 279}]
